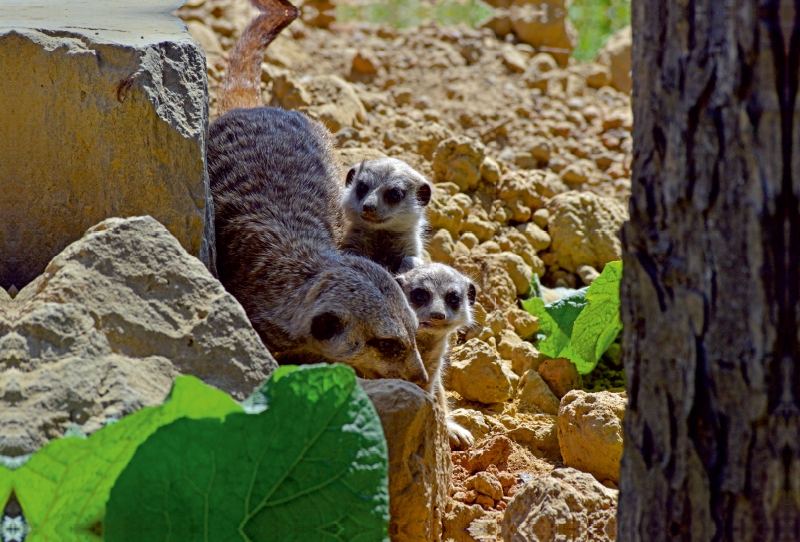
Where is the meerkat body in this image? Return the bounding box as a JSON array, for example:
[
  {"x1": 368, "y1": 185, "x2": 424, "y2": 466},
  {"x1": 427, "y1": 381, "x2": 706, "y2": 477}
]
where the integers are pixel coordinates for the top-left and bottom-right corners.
[
  {"x1": 396, "y1": 263, "x2": 477, "y2": 448},
  {"x1": 209, "y1": 0, "x2": 428, "y2": 385},
  {"x1": 341, "y1": 158, "x2": 432, "y2": 274}
]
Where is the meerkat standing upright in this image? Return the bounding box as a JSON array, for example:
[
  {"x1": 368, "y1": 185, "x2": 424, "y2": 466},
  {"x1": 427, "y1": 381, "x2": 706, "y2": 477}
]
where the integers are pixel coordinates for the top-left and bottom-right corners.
[
  {"x1": 208, "y1": 0, "x2": 428, "y2": 385},
  {"x1": 396, "y1": 263, "x2": 477, "y2": 448},
  {"x1": 341, "y1": 158, "x2": 432, "y2": 274}
]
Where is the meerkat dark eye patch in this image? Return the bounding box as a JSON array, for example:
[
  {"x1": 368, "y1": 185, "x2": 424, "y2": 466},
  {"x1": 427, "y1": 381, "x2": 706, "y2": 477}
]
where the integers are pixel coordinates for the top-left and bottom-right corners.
[
  {"x1": 467, "y1": 283, "x2": 477, "y2": 305},
  {"x1": 446, "y1": 292, "x2": 461, "y2": 309},
  {"x1": 345, "y1": 168, "x2": 357, "y2": 186},
  {"x1": 384, "y1": 187, "x2": 404, "y2": 205},
  {"x1": 417, "y1": 183, "x2": 431, "y2": 206},
  {"x1": 410, "y1": 288, "x2": 431, "y2": 305},
  {"x1": 367, "y1": 337, "x2": 404, "y2": 356},
  {"x1": 355, "y1": 182, "x2": 369, "y2": 199},
  {"x1": 311, "y1": 312, "x2": 344, "y2": 341}
]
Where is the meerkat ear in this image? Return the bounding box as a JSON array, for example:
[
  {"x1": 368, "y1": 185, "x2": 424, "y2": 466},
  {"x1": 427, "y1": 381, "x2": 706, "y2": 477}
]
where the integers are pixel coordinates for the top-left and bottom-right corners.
[
  {"x1": 467, "y1": 283, "x2": 477, "y2": 306},
  {"x1": 417, "y1": 183, "x2": 432, "y2": 206},
  {"x1": 345, "y1": 167, "x2": 357, "y2": 186},
  {"x1": 311, "y1": 312, "x2": 344, "y2": 341},
  {"x1": 395, "y1": 275, "x2": 406, "y2": 289}
]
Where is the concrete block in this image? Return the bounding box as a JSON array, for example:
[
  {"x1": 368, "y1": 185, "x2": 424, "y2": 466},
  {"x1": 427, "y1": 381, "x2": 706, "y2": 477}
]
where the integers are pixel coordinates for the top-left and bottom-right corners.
[{"x1": 0, "y1": 0, "x2": 214, "y2": 289}]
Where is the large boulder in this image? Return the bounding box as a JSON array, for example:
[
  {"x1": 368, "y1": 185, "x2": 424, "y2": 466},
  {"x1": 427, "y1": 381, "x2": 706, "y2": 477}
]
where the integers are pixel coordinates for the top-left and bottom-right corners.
[
  {"x1": 0, "y1": 0, "x2": 214, "y2": 289},
  {"x1": 501, "y1": 468, "x2": 618, "y2": 541},
  {"x1": 509, "y1": 1, "x2": 576, "y2": 67},
  {"x1": 546, "y1": 191, "x2": 628, "y2": 273},
  {"x1": 360, "y1": 379, "x2": 451, "y2": 542},
  {"x1": 0, "y1": 217, "x2": 277, "y2": 456},
  {"x1": 558, "y1": 390, "x2": 626, "y2": 484}
]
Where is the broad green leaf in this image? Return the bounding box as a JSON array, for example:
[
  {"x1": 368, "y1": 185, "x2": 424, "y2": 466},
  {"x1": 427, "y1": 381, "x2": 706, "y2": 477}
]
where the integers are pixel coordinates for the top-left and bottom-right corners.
[
  {"x1": 572, "y1": 261, "x2": 623, "y2": 373},
  {"x1": 522, "y1": 288, "x2": 589, "y2": 362},
  {"x1": 0, "y1": 464, "x2": 11, "y2": 512},
  {"x1": 11, "y1": 376, "x2": 241, "y2": 542},
  {"x1": 105, "y1": 364, "x2": 389, "y2": 542}
]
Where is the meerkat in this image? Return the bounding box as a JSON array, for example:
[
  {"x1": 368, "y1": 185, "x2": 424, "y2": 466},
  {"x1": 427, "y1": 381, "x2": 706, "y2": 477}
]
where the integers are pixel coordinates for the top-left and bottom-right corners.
[
  {"x1": 208, "y1": 0, "x2": 428, "y2": 386},
  {"x1": 396, "y1": 263, "x2": 477, "y2": 448},
  {"x1": 340, "y1": 158, "x2": 432, "y2": 274}
]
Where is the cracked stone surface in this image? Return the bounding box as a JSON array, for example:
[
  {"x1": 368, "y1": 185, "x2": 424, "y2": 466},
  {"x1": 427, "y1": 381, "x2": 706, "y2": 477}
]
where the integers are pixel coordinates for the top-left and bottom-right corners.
[{"x1": 0, "y1": 0, "x2": 214, "y2": 289}]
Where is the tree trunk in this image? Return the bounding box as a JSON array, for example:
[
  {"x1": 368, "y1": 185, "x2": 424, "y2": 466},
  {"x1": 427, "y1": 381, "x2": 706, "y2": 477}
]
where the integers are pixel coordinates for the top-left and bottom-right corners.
[{"x1": 619, "y1": 1, "x2": 800, "y2": 541}]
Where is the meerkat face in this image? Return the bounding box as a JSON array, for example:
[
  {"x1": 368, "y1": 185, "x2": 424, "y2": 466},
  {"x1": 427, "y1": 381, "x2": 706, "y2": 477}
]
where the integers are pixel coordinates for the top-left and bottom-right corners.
[
  {"x1": 396, "y1": 263, "x2": 477, "y2": 337},
  {"x1": 342, "y1": 158, "x2": 432, "y2": 231},
  {"x1": 297, "y1": 256, "x2": 429, "y2": 387}
]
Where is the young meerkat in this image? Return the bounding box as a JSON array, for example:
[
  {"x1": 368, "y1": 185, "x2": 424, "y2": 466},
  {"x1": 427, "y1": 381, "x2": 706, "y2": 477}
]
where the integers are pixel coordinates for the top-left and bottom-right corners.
[
  {"x1": 396, "y1": 263, "x2": 477, "y2": 448},
  {"x1": 208, "y1": 0, "x2": 428, "y2": 386},
  {"x1": 340, "y1": 158, "x2": 432, "y2": 274}
]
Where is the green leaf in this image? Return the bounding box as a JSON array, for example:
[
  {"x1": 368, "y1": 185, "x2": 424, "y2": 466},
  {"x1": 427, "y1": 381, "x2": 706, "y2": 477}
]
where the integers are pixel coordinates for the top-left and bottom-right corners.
[
  {"x1": 105, "y1": 364, "x2": 389, "y2": 542},
  {"x1": 10, "y1": 376, "x2": 241, "y2": 542},
  {"x1": 522, "y1": 288, "x2": 589, "y2": 361},
  {"x1": 572, "y1": 261, "x2": 623, "y2": 373}
]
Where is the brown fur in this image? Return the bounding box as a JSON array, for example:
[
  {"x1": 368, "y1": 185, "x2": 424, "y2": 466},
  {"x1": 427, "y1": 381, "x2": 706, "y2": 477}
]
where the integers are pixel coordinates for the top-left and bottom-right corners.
[{"x1": 209, "y1": 0, "x2": 427, "y2": 385}]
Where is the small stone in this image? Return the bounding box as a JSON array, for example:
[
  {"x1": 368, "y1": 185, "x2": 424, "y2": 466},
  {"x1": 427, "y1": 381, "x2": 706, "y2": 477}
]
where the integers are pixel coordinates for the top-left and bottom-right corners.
[
  {"x1": 507, "y1": 420, "x2": 561, "y2": 460},
  {"x1": 585, "y1": 62, "x2": 613, "y2": 88},
  {"x1": 428, "y1": 228, "x2": 456, "y2": 264},
  {"x1": 449, "y1": 339, "x2": 512, "y2": 404},
  {"x1": 502, "y1": 468, "x2": 618, "y2": 542},
  {"x1": 449, "y1": 408, "x2": 491, "y2": 441},
  {"x1": 517, "y1": 370, "x2": 560, "y2": 415},
  {"x1": 461, "y1": 214, "x2": 498, "y2": 242},
  {"x1": 558, "y1": 390, "x2": 626, "y2": 484},
  {"x1": 501, "y1": 45, "x2": 527, "y2": 73},
  {"x1": 538, "y1": 358, "x2": 582, "y2": 399},
  {"x1": 428, "y1": 196, "x2": 464, "y2": 238},
  {"x1": 527, "y1": 52, "x2": 558, "y2": 74},
  {"x1": 186, "y1": 20, "x2": 223, "y2": 57},
  {"x1": 486, "y1": 310, "x2": 507, "y2": 336},
  {"x1": 452, "y1": 435, "x2": 514, "y2": 474},
  {"x1": 491, "y1": 252, "x2": 533, "y2": 296},
  {"x1": 528, "y1": 136, "x2": 553, "y2": 163},
  {"x1": 532, "y1": 208, "x2": 550, "y2": 228},
  {"x1": 596, "y1": 26, "x2": 632, "y2": 94},
  {"x1": 460, "y1": 232, "x2": 480, "y2": 250},
  {"x1": 475, "y1": 494, "x2": 495, "y2": 509},
  {"x1": 577, "y1": 264, "x2": 601, "y2": 285},
  {"x1": 505, "y1": 308, "x2": 539, "y2": 340},
  {"x1": 453, "y1": 489, "x2": 478, "y2": 504},
  {"x1": 468, "y1": 471, "x2": 504, "y2": 501},
  {"x1": 351, "y1": 49, "x2": 381, "y2": 74},
  {"x1": 432, "y1": 136, "x2": 486, "y2": 191},
  {"x1": 547, "y1": 191, "x2": 628, "y2": 272},
  {"x1": 480, "y1": 156, "x2": 502, "y2": 184},
  {"x1": 561, "y1": 162, "x2": 590, "y2": 185}
]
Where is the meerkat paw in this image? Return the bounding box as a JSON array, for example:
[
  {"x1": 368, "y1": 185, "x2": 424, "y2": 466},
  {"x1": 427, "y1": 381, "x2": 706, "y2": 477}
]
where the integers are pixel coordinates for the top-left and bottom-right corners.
[{"x1": 447, "y1": 419, "x2": 475, "y2": 450}]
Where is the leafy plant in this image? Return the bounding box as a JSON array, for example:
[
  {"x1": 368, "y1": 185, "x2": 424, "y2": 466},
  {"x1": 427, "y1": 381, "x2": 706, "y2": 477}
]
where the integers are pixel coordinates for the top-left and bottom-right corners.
[
  {"x1": 1, "y1": 365, "x2": 389, "y2": 542},
  {"x1": 522, "y1": 261, "x2": 623, "y2": 374},
  {"x1": 0, "y1": 376, "x2": 241, "y2": 542},
  {"x1": 105, "y1": 364, "x2": 389, "y2": 542}
]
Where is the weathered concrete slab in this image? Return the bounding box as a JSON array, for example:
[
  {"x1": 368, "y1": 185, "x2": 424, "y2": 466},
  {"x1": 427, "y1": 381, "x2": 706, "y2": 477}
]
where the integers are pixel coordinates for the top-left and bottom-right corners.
[{"x1": 0, "y1": 0, "x2": 214, "y2": 289}]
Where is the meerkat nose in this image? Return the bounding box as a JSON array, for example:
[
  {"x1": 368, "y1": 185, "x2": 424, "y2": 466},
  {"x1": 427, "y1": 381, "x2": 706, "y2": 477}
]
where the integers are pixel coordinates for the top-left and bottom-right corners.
[
  {"x1": 362, "y1": 202, "x2": 376, "y2": 213},
  {"x1": 430, "y1": 311, "x2": 446, "y2": 321}
]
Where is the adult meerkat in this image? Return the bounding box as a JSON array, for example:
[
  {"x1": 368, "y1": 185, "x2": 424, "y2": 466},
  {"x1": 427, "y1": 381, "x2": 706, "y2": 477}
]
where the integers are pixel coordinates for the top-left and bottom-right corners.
[
  {"x1": 341, "y1": 158, "x2": 432, "y2": 274},
  {"x1": 397, "y1": 263, "x2": 477, "y2": 448},
  {"x1": 209, "y1": 0, "x2": 428, "y2": 385}
]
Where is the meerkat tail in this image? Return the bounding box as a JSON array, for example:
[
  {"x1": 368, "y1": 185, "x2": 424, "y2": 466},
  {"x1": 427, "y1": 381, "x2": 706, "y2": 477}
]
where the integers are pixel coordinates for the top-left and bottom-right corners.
[{"x1": 218, "y1": 0, "x2": 299, "y2": 116}]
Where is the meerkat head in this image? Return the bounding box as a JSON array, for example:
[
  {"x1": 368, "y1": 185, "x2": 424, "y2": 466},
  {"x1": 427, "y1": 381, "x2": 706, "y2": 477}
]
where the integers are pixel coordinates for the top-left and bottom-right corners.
[
  {"x1": 396, "y1": 263, "x2": 477, "y2": 338},
  {"x1": 342, "y1": 158, "x2": 432, "y2": 231},
  {"x1": 294, "y1": 256, "x2": 429, "y2": 387}
]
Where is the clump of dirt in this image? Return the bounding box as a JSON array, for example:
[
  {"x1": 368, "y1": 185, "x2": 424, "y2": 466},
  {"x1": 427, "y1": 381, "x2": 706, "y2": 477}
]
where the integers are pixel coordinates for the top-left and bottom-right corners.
[{"x1": 179, "y1": 2, "x2": 632, "y2": 539}]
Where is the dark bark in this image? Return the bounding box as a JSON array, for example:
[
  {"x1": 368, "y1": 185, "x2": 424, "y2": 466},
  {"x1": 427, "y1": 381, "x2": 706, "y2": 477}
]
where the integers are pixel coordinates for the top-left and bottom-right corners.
[{"x1": 619, "y1": 0, "x2": 800, "y2": 541}]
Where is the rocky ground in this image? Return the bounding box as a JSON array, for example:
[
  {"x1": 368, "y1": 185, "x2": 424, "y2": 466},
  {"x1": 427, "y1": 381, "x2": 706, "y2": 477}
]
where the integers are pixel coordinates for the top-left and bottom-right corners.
[{"x1": 178, "y1": 1, "x2": 632, "y2": 539}]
